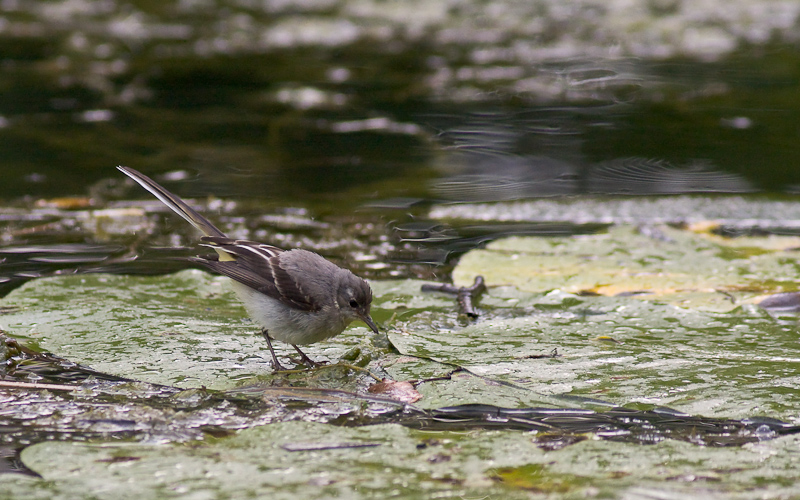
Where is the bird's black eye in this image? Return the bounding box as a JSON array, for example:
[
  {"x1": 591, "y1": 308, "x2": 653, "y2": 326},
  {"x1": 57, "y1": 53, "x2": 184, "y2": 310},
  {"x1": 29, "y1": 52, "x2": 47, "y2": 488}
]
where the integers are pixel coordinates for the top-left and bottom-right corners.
[{"x1": 349, "y1": 299, "x2": 359, "y2": 308}]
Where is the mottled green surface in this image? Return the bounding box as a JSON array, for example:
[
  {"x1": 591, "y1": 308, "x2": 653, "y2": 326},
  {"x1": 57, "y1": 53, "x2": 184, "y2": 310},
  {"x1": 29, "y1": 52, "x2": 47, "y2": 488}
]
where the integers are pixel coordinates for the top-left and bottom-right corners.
[
  {"x1": 390, "y1": 288, "x2": 800, "y2": 419},
  {"x1": 7, "y1": 417, "x2": 800, "y2": 499},
  {"x1": 0, "y1": 270, "x2": 381, "y2": 390},
  {"x1": 452, "y1": 224, "x2": 800, "y2": 310},
  {"x1": 4, "y1": 224, "x2": 800, "y2": 498}
]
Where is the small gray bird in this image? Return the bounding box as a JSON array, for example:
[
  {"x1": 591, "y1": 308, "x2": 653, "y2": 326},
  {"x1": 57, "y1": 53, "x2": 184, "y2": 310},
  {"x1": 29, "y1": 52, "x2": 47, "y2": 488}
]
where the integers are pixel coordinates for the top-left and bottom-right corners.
[{"x1": 117, "y1": 166, "x2": 378, "y2": 371}]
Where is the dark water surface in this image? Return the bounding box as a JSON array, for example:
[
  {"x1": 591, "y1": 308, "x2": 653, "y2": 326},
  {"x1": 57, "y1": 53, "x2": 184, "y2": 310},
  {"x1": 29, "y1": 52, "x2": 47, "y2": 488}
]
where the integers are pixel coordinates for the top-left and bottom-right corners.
[
  {"x1": 0, "y1": 1, "x2": 798, "y2": 203},
  {"x1": 0, "y1": 1, "x2": 799, "y2": 295}
]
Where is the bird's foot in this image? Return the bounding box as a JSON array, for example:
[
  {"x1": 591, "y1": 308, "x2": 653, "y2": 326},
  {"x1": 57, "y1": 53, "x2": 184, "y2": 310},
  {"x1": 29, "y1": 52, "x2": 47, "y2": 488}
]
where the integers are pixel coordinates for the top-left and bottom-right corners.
[
  {"x1": 286, "y1": 355, "x2": 328, "y2": 368},
  {"x1": 261, "y1": 329, "x2": 292, "y2": 372},
  {"x1": 290, "y1": 345, "x2": 327, "y2": 368},
  {"x1": 270, "y1": 360, "x2": 290, "y2": 372}
]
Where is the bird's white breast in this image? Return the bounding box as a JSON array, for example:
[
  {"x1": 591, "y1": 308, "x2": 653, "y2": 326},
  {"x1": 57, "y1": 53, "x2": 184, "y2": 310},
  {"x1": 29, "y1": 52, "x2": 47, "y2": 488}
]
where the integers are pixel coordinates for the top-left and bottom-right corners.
[{"x1": 229, "y1": 281, "x2": 350, "y2": 345}]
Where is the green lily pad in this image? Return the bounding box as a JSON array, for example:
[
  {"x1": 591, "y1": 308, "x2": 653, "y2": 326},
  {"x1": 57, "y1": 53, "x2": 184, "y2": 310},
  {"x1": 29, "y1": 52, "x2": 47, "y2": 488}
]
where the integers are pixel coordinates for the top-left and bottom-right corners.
[
  {"x1": 0, "y1": 270, "x2": 379, "y2": 390},
  {"x1": 9, "y1": 420, "x2": 800, "y2": 499},
  {"x1": 452, "y1": 225, "x2": 800, "y2": 311},
  {"x1": 387, "y1": 285, "x2": 800, "y2": 419},
  {"x1": 5, "y1": 263, "x2": 800, "y2": 498}
]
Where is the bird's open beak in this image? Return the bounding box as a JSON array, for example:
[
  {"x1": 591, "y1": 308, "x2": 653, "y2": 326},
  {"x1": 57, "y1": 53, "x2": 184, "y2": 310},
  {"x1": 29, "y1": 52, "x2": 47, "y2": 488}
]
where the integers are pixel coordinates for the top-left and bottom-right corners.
[{"x1": 358, "y1": 311, "x2": 379, "y2": 333}]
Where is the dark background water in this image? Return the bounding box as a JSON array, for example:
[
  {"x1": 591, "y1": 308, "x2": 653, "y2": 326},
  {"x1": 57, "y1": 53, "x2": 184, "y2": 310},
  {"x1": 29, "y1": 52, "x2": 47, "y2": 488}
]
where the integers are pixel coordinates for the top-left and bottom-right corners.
[
  {"x1": 1, "y1": 1, "x2": 799, "y2": 204},
  {"x1": 4, "y1": 49, "x2": 800, "y2": 203},
  {"x1": 0, "y1": 0, "x2": 799, "y2": 292}
]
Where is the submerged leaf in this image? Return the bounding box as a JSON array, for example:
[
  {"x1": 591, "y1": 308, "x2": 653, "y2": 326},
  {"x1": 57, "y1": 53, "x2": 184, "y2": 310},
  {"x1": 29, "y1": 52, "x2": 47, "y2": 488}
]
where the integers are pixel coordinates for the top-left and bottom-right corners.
[{"x1": 368, "y1": 379, "x2": 422, "y2": 403}]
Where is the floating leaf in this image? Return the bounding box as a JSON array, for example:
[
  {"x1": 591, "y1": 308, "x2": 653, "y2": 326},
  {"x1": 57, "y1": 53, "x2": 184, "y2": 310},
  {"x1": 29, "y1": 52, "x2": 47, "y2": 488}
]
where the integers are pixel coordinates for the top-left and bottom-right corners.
[
  {"x1": 0, "y1": 271, "x2": 377, "y2": 390},
  {"x1": 452, "y1": 225, "x2": 800, "y2": 311}
]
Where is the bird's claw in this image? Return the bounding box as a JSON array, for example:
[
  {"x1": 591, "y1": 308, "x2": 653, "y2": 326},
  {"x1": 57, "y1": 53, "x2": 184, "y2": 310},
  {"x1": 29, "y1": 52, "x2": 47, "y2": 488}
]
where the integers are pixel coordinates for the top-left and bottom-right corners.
[{"x1": 287, "y1": 355, "x2": 327, "y2": 368}]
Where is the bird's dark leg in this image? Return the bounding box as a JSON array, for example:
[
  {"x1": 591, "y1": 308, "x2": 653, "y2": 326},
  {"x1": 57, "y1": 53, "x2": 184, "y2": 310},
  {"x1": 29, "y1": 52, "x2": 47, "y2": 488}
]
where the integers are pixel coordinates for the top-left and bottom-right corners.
[
  {"x1": 291, "y1": 344, "x2": 326, "y2": 368},
  {"x1": 261, "y1": 329, "x2": 288, "y2": 371}
]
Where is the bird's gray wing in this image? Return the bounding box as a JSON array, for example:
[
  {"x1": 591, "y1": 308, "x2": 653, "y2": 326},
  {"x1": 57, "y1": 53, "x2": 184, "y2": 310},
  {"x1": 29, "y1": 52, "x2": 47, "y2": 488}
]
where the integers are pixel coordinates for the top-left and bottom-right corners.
[{"x1": 192, "y1": 236, "x2": 318, "y2": 312}]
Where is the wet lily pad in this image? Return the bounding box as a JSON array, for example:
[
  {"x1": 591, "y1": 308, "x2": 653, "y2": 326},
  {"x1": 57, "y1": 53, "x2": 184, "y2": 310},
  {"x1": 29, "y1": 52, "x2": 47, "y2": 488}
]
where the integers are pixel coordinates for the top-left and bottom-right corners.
[
  {"x1": 9, "y1": 420, "x2": 800, "y2": 499},
  {"x1": 4, "y1": 263, "x2": 800, "y2": 498},
  {"x1": 452, "y1": 225, "x2": 800, "y2": 311},
  {"x1": 5, "y1": 421, "x2": 599, "y2": 499},
  {"x1": 0, "y1": 270, "x2": 379, "y2": 390},
  {"x1": 388, "y1": 288, "x2": 800, "y2": 419}
]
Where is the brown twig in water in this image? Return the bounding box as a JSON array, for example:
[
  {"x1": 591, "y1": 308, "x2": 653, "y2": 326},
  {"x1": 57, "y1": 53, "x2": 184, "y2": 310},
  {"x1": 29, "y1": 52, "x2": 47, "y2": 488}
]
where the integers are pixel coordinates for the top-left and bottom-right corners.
[
  {"x1": 421, "y1": 276, "x2": 486, "y2": 318},
  {"x1": 0, "y1": 380, "x2": 79, "y2": 391}
]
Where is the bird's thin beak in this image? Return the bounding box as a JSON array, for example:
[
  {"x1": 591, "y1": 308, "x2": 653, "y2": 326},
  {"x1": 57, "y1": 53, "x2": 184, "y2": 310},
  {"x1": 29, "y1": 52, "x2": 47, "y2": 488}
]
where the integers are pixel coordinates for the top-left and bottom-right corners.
[{"x1": 358, "y1": 311, "x2": 379, "y2": 333}]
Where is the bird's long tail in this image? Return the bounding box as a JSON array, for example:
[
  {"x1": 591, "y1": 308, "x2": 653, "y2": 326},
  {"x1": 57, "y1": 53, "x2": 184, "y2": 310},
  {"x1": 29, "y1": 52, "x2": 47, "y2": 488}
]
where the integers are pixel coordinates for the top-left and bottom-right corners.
[{"x1": 117, "y1": 166, "x2": 227, "y2": 239}]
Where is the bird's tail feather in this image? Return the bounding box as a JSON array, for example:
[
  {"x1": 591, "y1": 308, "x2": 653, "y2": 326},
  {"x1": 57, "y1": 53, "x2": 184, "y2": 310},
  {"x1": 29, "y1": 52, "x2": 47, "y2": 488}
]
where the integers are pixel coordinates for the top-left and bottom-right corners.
[{"x1": 117, "y1": 166, "x2": 226, "y2": 238}]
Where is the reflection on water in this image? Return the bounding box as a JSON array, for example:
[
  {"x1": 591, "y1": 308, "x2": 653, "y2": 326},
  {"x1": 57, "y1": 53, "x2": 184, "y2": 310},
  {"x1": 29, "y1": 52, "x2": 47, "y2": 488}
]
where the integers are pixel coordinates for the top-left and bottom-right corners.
[
  {"x1": 0, "y1": 0, "x2": 798, "y2": 203},
  {"x1": 0, "y1": 0, "x2": 798, "y2": 362},
  {"x1": 433, "y1": 153, "x2": 754, "y2": 201},
  {"x1": 588, "y1": 158, "x2": 752, "y2": 195}
]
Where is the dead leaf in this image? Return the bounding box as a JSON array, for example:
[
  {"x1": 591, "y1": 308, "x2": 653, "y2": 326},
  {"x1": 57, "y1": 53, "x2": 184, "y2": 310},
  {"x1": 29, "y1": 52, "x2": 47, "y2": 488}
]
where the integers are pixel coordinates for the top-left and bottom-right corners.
[{"x1": 367, "y1": 379, "x2": 422, "y2": 403}]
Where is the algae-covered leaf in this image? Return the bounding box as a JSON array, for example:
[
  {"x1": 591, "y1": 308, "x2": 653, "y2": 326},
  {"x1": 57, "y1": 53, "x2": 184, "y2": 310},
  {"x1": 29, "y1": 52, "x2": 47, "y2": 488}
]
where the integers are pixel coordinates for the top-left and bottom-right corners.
[
  {"x1": 11, "y1": 421, "x2": 571, "y2": 500},
  {"x1": 452, "y1": 225, "x2": 800, "y2": 311},
  {"x1": 13, "y1": 419, "x2": 800, "y2": 500},
  {"x1": 0, "y1": 271, "x2": 376, "y2": 390},
  {"x1": 4, "y1": 255, "x2": 800, "y2": 500},
  {"x1": 387, "y1": 286, "x2": 800, "y2": 419}
]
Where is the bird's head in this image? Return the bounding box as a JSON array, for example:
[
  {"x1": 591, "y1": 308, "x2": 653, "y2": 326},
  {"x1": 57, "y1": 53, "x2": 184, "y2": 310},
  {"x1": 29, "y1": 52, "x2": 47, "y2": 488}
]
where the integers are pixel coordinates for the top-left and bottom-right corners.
[{"x1": 336, "y1": 273, "x2": 378, "y2": 333}]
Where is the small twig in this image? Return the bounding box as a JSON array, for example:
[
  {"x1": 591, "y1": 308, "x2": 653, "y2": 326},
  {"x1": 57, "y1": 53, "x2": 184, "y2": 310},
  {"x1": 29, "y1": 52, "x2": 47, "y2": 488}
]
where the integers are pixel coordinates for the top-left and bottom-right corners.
[
  {"x1": 0, "y1": 380, "x2": 79, "y2": 391},
  {"x1": 716, "y1": 289, "x2": 736, "y2": 304},
  {"x1": 281, "y1": 442, "x2": 381, "y2": 452},
  {"x1": 421, "y1": 276, "x2": 486, "y2": 318},
  {"x1": 410, "y1": 368, "x2": 465, "y2": 388}
]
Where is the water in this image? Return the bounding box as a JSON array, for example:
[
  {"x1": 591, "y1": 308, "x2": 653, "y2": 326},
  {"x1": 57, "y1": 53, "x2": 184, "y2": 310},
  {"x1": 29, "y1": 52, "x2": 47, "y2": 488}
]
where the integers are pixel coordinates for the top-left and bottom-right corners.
[
  {"x1": 0, "y1": 2, "x2": 797, "y2": 286},
  {"x1": 1, "y1": 1, "x2": 799, "y2": 204}
]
